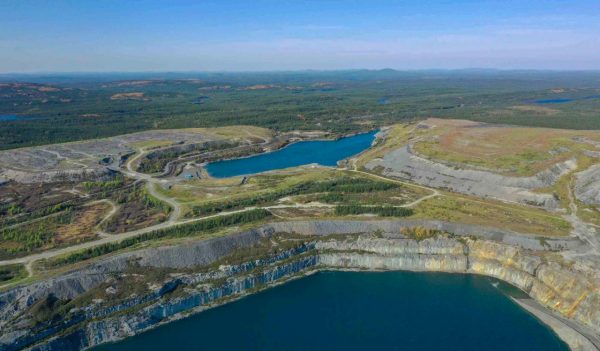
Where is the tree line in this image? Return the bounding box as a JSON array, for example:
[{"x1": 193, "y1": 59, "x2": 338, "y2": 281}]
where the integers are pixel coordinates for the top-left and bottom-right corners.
[
  {"x1": 191, "y1": 177, "x2": 398, "y2": 216},
  {"x1": 49, "y1": 209, "x2": 271, "y2": 266},
  {"x1": 334, "y1": 205, "x2": 413, "y2": 217}
]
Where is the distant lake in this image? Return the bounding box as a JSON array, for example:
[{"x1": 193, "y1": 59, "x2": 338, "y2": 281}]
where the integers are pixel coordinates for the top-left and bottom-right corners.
[
  {"x1": 0, "y1": 114, "x2": 38, "y2": 122},
  {"x1": 205, "y1": 130, "x2": 377, "y2": 178},
  {"x1": 535, "y1": 95, "x2": 600, "y2": 104},
  {"x1": 0, "y1": 114, "x2": 20, "y2": 121},
  {"x1": 535, "y1": 98, "x2": 575, "y2": 104},
  {"x1": 93, "y1": 271, "x2": 568, "y2": 351}
]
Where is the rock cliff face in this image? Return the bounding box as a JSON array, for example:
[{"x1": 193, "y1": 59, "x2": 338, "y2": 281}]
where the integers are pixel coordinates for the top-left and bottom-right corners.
[
  {"x1": 0, "y1": 220, "x2": 598, "y2": 351},
  {"x1": 576, "y1": 164, "x2": 600, "y2": 206},
  {"x1": 365, "y1": 145, "x2": 576, "y2": 210}
]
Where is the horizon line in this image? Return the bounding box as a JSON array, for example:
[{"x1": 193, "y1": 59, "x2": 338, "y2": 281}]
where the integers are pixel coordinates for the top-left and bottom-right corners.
[{"x1": 2, "y1": 67, "x2": 600, "y2": 76}]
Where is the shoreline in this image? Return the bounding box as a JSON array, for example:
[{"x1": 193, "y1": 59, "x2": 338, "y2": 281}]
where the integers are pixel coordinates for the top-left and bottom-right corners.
[
  {"x1": 87, "y1": 268, "x2": 593, "y2": 351},
  {"x1": 514, "y1": 298, "x2": 600, "y2": 351},
  {"x1": 203, "y1": 129, "x2": 378, "y2": 178}
]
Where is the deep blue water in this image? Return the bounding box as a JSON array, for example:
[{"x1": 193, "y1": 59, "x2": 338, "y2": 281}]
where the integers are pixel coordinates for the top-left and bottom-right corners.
[
  {"x1": 205, "y1": 130, "x2": 377, "y2": 178},
  {"x1": 93, "y1": 271, "x2": 568, "y2": 351}
]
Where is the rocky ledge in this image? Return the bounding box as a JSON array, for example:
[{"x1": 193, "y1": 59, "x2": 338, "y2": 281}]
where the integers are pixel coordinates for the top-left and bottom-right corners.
[{"x1": 0, "y1": 220, "x2": 598, "y2": 351}]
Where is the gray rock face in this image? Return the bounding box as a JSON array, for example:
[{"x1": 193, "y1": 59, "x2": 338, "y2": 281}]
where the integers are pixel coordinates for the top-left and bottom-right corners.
[
  {"x1": 268, "y1": 220, "x2": 582, "y2": 251},
  {"x1": 365, "y1": 145, "x2": 576, "y2": 210},
  {"x1": 576, "y1": 164, "x2": 600, "y2": 205},
  {"x1": 135, "y1": 226, "x2": 276, "y2": 268}
]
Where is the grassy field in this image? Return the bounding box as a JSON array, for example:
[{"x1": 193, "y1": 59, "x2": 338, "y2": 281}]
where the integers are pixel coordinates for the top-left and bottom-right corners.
[
  {"x1": 411, "y1": 193, "x2": 571, "y2": 236},
  {"x1": 410, "y1": 119, "x2": 600, "y2": 176}
]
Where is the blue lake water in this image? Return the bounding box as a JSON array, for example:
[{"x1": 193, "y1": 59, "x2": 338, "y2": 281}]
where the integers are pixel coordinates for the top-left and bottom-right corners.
[
  {"x1": 535, "y1": 95, "x2": 600, "y2": 104},
  {"x1": 0, "y1": 114, "x2": 39, "y2": 122},
  {"x1": 93, "y1": 271, "x2": 568, "y2": 351},
  {"x1": 205, "y1": 130, "x2": 377, "y2": 178},
  {"x1": 535, "y1": 98, "x2": 575, "y2": 104},
  {"x1": 0, "y1": 114, "x2": 20, "y2": 121}
]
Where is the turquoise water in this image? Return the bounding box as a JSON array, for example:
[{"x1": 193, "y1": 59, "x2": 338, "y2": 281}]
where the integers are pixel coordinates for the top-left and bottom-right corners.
[
  {"x1": 0, "y1": 114, "x2": 39, "y2": 122},
  {"x1": 94, "y1": 271, "x2": 568, "y2": 351},
  {"x1": 205, "y1": 131, "x2": 377, "y2": 178},
  {"x1": 0, "y1": 114, "x2": 20, "y2": 121}
]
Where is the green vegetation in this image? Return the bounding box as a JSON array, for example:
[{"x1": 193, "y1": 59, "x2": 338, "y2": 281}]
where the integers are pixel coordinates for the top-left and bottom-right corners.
[
  {"x1": 2, "y1": 71, "x2": 600, "y2": 149},
  {"x1": 81, "y1": 175, "x2": 126, "y2": 191},
  {"x1": 412, "y1": 194, "x2": 572, "y2": 236},
  {"x1": 137, "y1": 140, "x2": 239, "y2": 174},
  {"x1": 104, "y1": 183, "x2": 171, "y2": 233},
  {"x1": 140, "y1": 188, "x2": 172, "y2": 214},
  {"x1": 400, "y1": 227, "x2": 443, "y2": 241},
  {"x1": 407, "y1": 119, "x2": 597, "y2": 177},
  {"x1": 190, "y1": 177, "x2": 399, "y2": 216},
  {"x1": 0, "y1": 203, "x2": 23, "y2": 216},
  {"x1": 334, "y1": 205, "x2": 413, "y2": 217},
  {"x1": 0, "y1": 208, "x2": 77, "y2": 258},
  {"x1": 47, "y1": 209, "x2": 271, "y2": 266},
  {"x1": 0, "y1": 263, "x2": 27, "y2": 283}
]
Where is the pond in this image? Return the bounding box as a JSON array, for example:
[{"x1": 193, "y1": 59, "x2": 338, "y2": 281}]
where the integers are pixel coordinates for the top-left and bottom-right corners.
[{"x1": 205, "y1": 130, "x2": 377, "y2": 178}]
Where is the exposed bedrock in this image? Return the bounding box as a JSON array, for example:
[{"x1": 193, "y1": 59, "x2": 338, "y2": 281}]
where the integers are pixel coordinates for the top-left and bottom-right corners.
[
  {"x1": 365, "y1": 145, "x2": 576, "y2": 210},
  {"x1": 1, "y1": 220, "x2": 598, "y2": 351},
  {"x1": 0, "y1": 129, "x2": 219, "y2": 183},
  {"x1": 575, "y1": 164, "x2": 600, "y2": 206},
  {"x1": 0, "y1": 167, "x2": 115, "y2": 184}
]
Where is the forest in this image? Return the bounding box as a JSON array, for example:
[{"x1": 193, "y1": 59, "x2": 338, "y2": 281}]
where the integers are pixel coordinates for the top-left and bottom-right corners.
[{"x1": 1, "y1": 70, "x2": 600, "y2": 149}]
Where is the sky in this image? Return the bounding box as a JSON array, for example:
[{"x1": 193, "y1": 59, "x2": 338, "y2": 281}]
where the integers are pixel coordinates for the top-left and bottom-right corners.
[{"x1": 1, "y1": 0, "x2": 600, "y2": 72}]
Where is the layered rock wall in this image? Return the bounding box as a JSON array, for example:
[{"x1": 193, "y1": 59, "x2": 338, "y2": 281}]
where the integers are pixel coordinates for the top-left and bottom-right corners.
[{"x1": 0, "y1": 221, "x2": 598, "y2": 351}]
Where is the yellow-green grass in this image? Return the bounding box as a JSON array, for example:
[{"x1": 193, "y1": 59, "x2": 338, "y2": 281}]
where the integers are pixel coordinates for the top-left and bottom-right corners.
[
  {"x1": 0, "y1": 263, "x2": 28, "y2": 287},
  {"x1": 213, "y1": 125, "x2": 273, "y2": 140},
  {"x1": 164, "y1": 167, "x2": 341, "y2": 206},
  {"x1": 410, "y1": 118, "x2": 600, "y2": 177},
  {"x1": 129, "y1": 139, "x2": 176, "y2": 150},
  {"x1": 411, "y1": 193, "x2": 571, "y2": 237},
  {"x1": 355, "y1": 123, "x2": 416, "y2": 169},
  {"x1": 296, "y1": 185, "x2": 430, "y2": 206},
  {"x1": 578, "y1": 205, "x2": 600, "y2": 226}
]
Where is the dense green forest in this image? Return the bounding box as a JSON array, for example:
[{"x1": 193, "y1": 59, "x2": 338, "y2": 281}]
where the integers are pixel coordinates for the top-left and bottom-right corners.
[{"x1": 1, "y1": 70, "x2": 600, "y2": 149}]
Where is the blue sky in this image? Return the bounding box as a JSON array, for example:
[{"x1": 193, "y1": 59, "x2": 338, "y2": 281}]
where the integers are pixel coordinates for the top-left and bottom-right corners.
[{"x1": 1, "y1": 0, "x2": 599, "y2": 72}]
